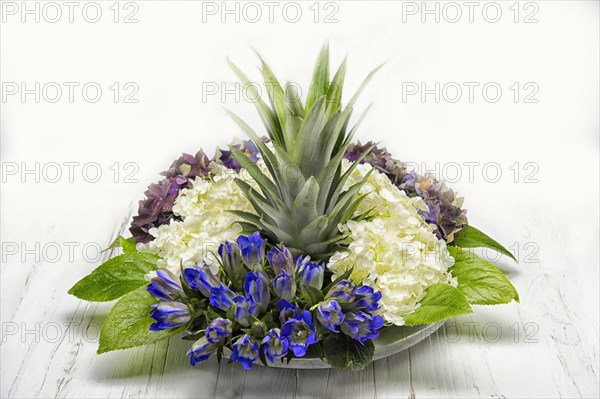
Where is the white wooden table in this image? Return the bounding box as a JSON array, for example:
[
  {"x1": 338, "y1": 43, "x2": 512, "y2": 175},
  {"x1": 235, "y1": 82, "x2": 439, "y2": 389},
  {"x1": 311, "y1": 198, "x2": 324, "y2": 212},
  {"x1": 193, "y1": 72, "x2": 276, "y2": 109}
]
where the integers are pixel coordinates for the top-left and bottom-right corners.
[{"x1": 1, "y1": 1, "x2": 599, "y2": 397}]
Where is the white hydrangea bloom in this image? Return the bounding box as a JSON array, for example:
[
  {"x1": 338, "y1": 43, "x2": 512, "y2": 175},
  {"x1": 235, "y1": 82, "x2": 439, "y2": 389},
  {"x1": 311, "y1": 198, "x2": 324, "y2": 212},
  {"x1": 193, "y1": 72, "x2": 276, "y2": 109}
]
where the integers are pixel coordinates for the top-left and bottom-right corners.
[
  {"x1": 139, "y1": 163, "x2": 253, "y2": 274},
  {"x1": 327, "y1": 160, "x2": 457, "y2": 326}
]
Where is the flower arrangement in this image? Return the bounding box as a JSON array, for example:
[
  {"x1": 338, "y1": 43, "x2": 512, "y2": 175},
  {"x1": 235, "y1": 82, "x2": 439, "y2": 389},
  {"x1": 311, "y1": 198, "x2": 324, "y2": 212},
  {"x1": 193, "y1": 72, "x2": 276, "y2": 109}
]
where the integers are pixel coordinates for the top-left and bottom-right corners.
[{"x1": 69, "y1": 45, "x2": 518, "y2": 371}]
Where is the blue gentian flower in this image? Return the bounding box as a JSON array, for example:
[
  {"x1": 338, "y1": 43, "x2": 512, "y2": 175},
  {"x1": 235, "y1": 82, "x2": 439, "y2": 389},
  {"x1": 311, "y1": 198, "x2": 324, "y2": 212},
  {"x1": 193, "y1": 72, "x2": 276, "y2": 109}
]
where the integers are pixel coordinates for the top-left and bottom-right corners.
[
  {"x1": 231, "y1": 334, "x2": 260, "y2": 370},
  {"x1": 218, "y1": 241, "x2": 245, "y2": 289},
  {"x1": 233, "y1": 295, "x2": 258, "y2": 327},
  {"x1": 150, "y1": 301, "x2": 191, "y2": 331},
  {"x1": 296, "y1": 258, "x2": 324, "y2": 290},
  {"x1": 209, "y1": 284, "x2": 236, "y2": 311},
  {"x1": 340, "y1": 311, "x2": 385, "y2": 343},
  {"x1": 316, "y1": 300, "x2": 345, "y2": 332},
  {"x1": 262, "y1": 328, "x2": 289, "y2": 362},
  {"x1": 268, "y1": 245, "x2": 294, "y2": 275},
  {"x1": 272, "y1": 271, "x2": 296, "y2": 301},
  {"x1": 147, "y1": 269, "x2": 183, "y2": 300},
  {"x1": 275, "y1": 298, "x2": 298, "y2": 325},
  {"x1": 280, "y1": 310, "x2": 318, "y2": 357},
  {"x1": 184, "y1": 265, "x2": 222, "y2": 297},
  {"x1": 206, "y1": 318, "x2": 233, "y2": 343},
  {"x1": 243, "y1": 271, "x2": 270, "y2": 311},
  {"x1": 236, "y1": 232, "x2": 265, "y2": 269},
  {"x1": 187, "y1": 336, "x2": 215, "y2": 366},
  {"x1": 326, "y1": 279, "x2": 357, "y2": 304},
  {"x1": 354, "y1": 285, "x2": 382, "y2": 312}
]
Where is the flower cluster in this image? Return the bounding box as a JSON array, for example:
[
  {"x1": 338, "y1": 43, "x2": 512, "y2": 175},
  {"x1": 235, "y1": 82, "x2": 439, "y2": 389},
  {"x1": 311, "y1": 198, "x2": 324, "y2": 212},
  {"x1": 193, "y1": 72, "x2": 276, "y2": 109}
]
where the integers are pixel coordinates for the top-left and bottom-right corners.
[
  {"x1": 139, "y1": 163, "x2": 254, "y2": 272},
  {"x1": 130, "y1": 139, "x2": 261, "y2": 244},
  {"x1": 146, "y1": 232, "x2": 384, "y2": 369},
  {"x1": 344, "y1": 142, "x2": 468, "y2": 242},
  {"x1": 327, "y1": 161, "x2": 457, "y2": 326}
]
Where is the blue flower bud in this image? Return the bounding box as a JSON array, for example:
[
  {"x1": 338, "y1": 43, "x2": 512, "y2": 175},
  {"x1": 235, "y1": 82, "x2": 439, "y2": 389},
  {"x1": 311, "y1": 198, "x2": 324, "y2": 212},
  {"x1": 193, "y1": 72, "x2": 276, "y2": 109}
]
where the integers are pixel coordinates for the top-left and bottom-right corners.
[
  {"x1": 218, "y1": 241, "x2": 245, "y2": 289},
  {"x1": 184, "y1": 265, "x2": 222, "y2": 297},
  {"x1": 147, "y1": 269, "x2": 183, "y2": 301},
  {"x1": 232, "y1": 295, "x2": 258, "y2": 327},
  {"x1": 275, "y1": 298, "x2": 298, "y2": 325},
  {"x1": 316, "y1": 300, "x2": 345, "y2": 332},
  {"x1": 262, "y1": 328, "x2": 289, "y2": 363},
  {"x1": 150, "y1": 301, "x2": 191, "y2": 331},
  {"x1": 268, "y1": 245, "x2": 294, "y2": 275},
  {"x1": 231, "y1": 334, "x2": 259, "y2": 370},
  {"x1": 208, "y1": 284, "x2": 236, "y2": 311},
  {"x1": 243, "y1": 271, "x2": 270, "y2": 311},
  {"x1": 280, "y1": 310, "x2": 318, "y2": 357},
  {"x1": 236, "y1": 232, "x2": 265, "y2": 269},
  {"x1": 354, "y1": 285, "x2": 382, "y2": 312},
  {"x1": 187, "y1": 336, "x2": 215, "y2": 366},
  {"x1": 205, "y1": 318, "x2": 233, "y2": 344},
  {"x1": 272, "y1": 271, "x2": 296, "y2": 301},
  {"x1": 340, "y1": 311, "x2": 384, "y2": 344},
  {"x1": 325, "y1": 279, "x2": 356, "y2": 304},
  {"x1": 296, "y1": 258, "x2": 324, "y2": 290}
]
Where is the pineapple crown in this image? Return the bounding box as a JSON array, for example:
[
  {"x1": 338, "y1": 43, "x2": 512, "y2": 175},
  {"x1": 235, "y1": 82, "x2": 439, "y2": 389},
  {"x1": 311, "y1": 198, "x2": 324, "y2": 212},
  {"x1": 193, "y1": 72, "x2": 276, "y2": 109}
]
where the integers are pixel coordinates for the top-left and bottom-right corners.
[{"x1": 226, "y1": 44, "x2": 382, "y2": 260}]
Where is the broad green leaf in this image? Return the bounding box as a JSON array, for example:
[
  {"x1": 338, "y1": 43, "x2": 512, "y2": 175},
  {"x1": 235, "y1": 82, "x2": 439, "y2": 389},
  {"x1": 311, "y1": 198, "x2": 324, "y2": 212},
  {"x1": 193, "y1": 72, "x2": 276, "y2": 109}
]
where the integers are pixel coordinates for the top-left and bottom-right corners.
[
  {"x1": 106, "y1": 236, "x2": 137, "y2": 253},
  {"x1": 403, "y1": 283, "x2": 472, "y2": 326},
  {"x1": 300, "y1": 284, "x2": 325, "y2": 307},
  {"x1": 97, "y1": 287, "x2": 183, "y2": 354},
  {"x1": 453, "y1": 225, "x2": 517, "y2": 262},
  {"x1": 68, "y1": 251, "x2": 158, "y2": 302},
  {"x1": 323, "y1": 333, "x2": 374, "y2": 371},
  {"x1": 448, "y1": 247, "x2": 519, "y2": 305}
]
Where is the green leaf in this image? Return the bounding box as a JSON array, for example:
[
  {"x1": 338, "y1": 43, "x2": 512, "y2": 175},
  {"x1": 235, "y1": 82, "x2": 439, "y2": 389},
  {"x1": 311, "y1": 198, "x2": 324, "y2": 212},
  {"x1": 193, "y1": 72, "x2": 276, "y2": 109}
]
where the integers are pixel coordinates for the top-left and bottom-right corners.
[
  {"x1": 306, "y1": 43, "x2": 330, "y2": 111},
  {"x1": 323, "y1": 334, "x2": 374, "y2": 371},
  {"x1": 97, "y1": 287, "x2": 183, "y2": 354},
  {"x1": 448, "y1": 247, "x2": 519, "y2": 305},
  {"x1": 403, "y1": 283, "x2": 473, "y2": 326},
  {"x1": 453, "y1": 225, "x2": 516, "y2": 262},
  {"x1": 68, "y1": 251, "x2": 158, "y2": 302},
  {"x1": 300, "y1": 284, "x2": 325, "y2": 307},
  {"x1": 106, "y1": 236, "x2": 137, "y2": 253}
]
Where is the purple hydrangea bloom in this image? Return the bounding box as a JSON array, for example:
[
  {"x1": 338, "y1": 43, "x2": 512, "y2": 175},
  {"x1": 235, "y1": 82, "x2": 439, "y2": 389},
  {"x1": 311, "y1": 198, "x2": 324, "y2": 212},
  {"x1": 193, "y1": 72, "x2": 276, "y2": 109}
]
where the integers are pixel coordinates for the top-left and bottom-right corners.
[
  {"x1": 344, "y1": 141, "x2": 468, "y2": 242},
  {"x1": 262, "y1": 328, "x2": 289, "y2": 362},
  {"x1": 215, "y1": 140, "x2": 260, "y2": 171},
  {"x1": 130, "y1": 150, "x2": 211, "y2": 243},
  {"x1": 280, "y1": 310, "x2": 318, "y2": 357},
  {"x1": 231, "y1": 334, "x2": 260, "y2": 369},
  {"x1": 147, "y1": 269, "x2": 183, "y2": 301},
  {"x1": 340, "y1": 311, "x2": 384, "y2": 344},
  {"x1": 149, "y1": 301, "x2": 191, "y2": 331},
  {"x1": 129, "y1": 179, "x2": 179, "y2": 243},
  {"x1": 162, "y1": 150, "x2": 211, "y2": 187}
]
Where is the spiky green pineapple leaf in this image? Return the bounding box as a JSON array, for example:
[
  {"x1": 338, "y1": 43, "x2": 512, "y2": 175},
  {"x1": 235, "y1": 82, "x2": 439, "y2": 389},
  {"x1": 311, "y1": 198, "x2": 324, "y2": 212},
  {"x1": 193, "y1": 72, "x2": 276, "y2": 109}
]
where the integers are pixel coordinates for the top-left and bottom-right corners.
[{"x1": 306, "y1": 43, "x2": 330, "y2": 110}]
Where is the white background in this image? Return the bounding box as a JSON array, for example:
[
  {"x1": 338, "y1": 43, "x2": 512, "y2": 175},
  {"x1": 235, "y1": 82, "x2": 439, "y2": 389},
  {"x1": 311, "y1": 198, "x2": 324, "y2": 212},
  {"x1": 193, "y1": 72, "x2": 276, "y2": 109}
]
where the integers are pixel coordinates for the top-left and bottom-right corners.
[{"x1": 1, "y1": 1, "x2": 599, "y2": 398}]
